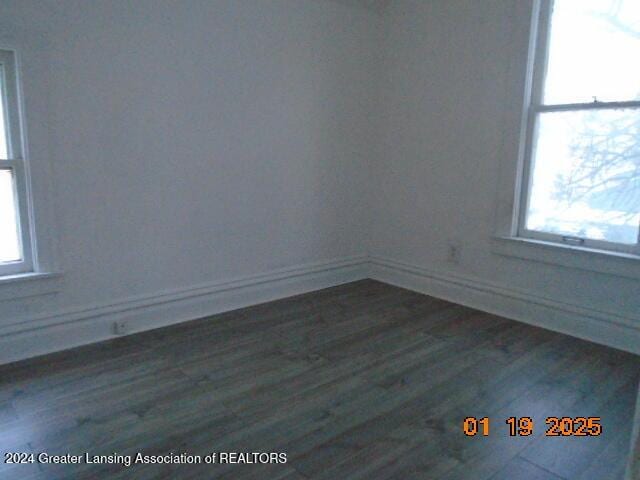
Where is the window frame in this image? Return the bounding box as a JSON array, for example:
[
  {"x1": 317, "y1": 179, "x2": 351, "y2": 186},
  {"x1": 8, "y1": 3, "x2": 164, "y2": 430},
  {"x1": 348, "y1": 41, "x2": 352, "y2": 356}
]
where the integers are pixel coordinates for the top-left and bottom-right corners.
[
  {"x1": 0, "y1": 48, "x2": 35, "y2": 276},
  {"x1": 517, "y1": 0, "x2": 640, "y2": 256}
]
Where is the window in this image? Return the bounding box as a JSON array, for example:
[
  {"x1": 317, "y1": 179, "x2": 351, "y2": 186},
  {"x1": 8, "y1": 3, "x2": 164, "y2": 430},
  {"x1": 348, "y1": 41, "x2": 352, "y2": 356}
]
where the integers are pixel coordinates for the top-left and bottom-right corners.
[
  {"x1": 0, "y1": 49, "x2": 33, "y2": 275},
  {"x1": 519, "y1": 0, "x2": 640, "y2": 255}
]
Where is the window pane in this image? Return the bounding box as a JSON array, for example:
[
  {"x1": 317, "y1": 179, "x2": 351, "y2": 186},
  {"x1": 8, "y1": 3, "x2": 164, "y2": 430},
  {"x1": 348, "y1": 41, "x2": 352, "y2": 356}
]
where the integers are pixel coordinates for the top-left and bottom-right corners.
[
  {"x1": 0, "y1": 169, "x2": 21, "y2": 262},
  {"x1": 526, "y1": 109, "x2": 640, "y2": 244},
  {"x1": 0, "y1": 66, "x2": 7, "y2": 159},
  {"x1": 544, "y1": 0, "x2": 640, "y2": 105}
]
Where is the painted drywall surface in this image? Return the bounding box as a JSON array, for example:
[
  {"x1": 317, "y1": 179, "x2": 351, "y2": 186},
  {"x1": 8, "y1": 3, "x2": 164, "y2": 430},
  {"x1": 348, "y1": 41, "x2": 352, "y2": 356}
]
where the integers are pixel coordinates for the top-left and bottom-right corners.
[
  {"x1": 1, "y1": 0, "x2": 638, "y2": 347},
  {"x1": 0, "y1": 0, "x2": 378, "y2": 326},
  {"x1": 330, "y1": 0, "x2": 391, "y2": 12},
  {"x1": 370, "y1": 0, "x2": 640, "y2": 325}
]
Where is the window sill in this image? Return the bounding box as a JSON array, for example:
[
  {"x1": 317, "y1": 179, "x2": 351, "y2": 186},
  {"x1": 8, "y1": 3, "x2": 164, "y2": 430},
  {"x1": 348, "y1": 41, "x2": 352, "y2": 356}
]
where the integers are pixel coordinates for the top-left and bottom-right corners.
[
  {"x1": 0, "y1": 271, "x2": 63, "y2": 301},
  {"x1": 491, "y1": 236, "x2": 640, "y2": 280}
]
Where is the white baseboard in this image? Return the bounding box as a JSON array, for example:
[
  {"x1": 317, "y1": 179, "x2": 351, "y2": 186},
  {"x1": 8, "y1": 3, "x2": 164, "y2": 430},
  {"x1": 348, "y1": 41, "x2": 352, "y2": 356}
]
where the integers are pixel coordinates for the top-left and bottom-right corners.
[
  {"x1": 3, "y1": 253, "x2": 638, "y2": 365},
  {"x1": 0, "y1": 256, "x2": 368, "y2": 365},
  {"x1": 369, "y1": 255, "x2": 640, "y2": 356}
]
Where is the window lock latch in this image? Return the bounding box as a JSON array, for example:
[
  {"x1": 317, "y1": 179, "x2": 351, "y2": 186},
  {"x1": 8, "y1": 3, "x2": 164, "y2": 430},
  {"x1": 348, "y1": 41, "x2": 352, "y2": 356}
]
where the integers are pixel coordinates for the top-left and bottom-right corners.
[{"x1": 561, "y1": 236, "x2": 585, "y2": 246}]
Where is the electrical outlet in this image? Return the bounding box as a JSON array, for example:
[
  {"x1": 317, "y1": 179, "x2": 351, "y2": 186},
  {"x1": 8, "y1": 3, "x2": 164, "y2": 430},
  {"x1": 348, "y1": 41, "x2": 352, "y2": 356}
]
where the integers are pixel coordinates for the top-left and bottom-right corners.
[
  {"x1": 447, "y1": 243, "x2": 461, "y2": 264},
  {"x1": 112, "y1": 321, "x2": 129, "y2": 336}
]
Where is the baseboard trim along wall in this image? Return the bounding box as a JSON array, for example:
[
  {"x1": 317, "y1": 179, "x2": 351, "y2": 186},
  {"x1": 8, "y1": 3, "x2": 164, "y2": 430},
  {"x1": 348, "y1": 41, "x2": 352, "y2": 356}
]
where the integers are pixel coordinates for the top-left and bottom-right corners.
[
  {"x1": 2, "y1": 254, "x2": 639, "y2": 365},
  {"x1": 0, "y1": 256, "x2": 369, "y2": 365},
  {"x1": 368, "y1": 255, "x2": 640, "y2": 356}
]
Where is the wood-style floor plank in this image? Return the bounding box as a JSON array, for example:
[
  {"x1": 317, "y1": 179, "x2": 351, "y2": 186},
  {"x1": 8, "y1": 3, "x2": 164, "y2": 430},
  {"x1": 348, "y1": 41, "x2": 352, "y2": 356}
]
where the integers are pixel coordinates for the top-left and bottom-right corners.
[{"x1": 0, "y1": 280, "x2": 637, "y2": 479}]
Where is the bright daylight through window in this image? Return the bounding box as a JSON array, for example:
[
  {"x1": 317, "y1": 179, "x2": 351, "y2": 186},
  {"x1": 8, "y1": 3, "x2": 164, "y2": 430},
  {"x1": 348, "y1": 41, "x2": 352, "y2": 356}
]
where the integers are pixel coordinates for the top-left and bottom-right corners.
[
  {"x1": 0, "y1": 48, "x2": 31, "y2": 274},
  {"x1": 0, "y1": 64, "x2": 21, "y2": 263},
  {"x1": 522, "y1": 0, "x2": 640, "y2": 253}
]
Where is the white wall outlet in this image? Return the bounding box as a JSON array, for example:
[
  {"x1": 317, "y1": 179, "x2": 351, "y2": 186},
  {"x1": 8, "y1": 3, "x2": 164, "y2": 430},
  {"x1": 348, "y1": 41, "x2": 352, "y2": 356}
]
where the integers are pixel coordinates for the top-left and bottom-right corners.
[
  {"x1": 447, "y1": 243, "x2": 461, "y2": 264},
  {"x1": 112, "y1": 321, "x2": 129, "y2": 336}
]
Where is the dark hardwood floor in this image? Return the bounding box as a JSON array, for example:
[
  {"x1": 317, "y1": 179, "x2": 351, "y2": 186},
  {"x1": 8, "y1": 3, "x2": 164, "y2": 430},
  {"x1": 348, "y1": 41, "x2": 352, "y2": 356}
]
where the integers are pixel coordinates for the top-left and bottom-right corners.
[{"x1": 1, "y1": 280, "x2": 638, "y2": 479}]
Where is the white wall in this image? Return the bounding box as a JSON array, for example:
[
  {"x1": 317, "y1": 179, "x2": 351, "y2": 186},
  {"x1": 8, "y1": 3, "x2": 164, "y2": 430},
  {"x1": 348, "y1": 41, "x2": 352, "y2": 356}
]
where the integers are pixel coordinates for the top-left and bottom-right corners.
[
  {"x1": 0, "y1": 0, "x2": 378, "y2": 361},
  {"x1": 370, "y1": 0, "x2": 640, "y2": 351}
]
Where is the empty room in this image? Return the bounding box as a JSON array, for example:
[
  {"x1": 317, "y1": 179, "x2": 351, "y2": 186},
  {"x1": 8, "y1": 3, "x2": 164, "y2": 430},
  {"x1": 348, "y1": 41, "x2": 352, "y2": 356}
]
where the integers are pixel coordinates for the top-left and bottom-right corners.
[{"x1": 1, "y1": 0, "x2": 639, "y2": 478}]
